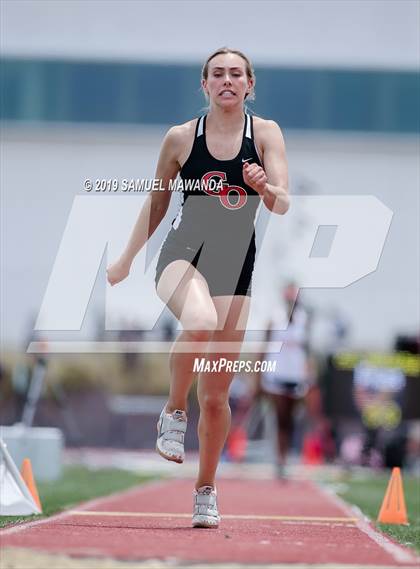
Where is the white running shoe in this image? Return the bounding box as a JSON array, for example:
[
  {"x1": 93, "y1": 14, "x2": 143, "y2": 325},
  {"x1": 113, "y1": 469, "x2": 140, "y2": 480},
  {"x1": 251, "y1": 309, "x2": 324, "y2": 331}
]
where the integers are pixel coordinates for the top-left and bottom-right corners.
[
  {"x1": 156, "y1": 406, "x2": 187, "y2": 464},
  {"x1": 275, "y1": 461, "x2": 288, "y2": 481},
  {"x1": 192, "y1": 485, "x2": 221, "y2": 528}
]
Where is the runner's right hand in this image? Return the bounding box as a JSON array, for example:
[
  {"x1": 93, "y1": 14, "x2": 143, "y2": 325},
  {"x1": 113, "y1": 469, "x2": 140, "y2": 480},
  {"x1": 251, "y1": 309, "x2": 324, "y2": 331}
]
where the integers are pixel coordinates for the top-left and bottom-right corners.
[{"x1": 106, "y1": 257, "x2": 131, "y2": 286}]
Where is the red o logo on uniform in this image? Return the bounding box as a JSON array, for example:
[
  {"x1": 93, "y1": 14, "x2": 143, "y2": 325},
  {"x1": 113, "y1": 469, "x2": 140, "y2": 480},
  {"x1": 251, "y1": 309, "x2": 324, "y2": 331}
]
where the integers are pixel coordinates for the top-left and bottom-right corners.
[{"x1": 201, "y1": 171, "x2": 247, "y2": 210}]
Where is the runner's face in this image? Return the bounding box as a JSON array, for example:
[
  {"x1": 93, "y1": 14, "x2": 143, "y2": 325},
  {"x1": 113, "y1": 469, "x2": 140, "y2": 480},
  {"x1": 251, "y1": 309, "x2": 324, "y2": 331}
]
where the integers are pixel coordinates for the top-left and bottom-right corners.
[{"x1": 203, "y1": 54, "x2": 252, "y2": 107}]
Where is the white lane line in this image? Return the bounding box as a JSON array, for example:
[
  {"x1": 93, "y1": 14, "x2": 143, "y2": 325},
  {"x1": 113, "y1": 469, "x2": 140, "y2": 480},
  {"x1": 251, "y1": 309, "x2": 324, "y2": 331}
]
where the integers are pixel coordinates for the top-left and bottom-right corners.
[{"x1": 316, "y1": 481, "x2": 419, "y2": 565}]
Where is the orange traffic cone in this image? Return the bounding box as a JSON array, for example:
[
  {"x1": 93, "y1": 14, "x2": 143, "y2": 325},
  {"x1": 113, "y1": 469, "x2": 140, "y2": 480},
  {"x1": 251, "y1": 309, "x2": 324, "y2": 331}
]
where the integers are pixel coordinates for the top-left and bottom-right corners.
[
  {"x1": 20, "y1": 458, "x2": 42, "y2": 512},
  {"x1": 302, "y1": 433, "x2": 323, "y2": 465},
  {"x1": 227, "y1": 426, "x2": 247, "y2": 462},
  {"x1": 377, "y1": 467, "x2": 408, "y2": 525}
]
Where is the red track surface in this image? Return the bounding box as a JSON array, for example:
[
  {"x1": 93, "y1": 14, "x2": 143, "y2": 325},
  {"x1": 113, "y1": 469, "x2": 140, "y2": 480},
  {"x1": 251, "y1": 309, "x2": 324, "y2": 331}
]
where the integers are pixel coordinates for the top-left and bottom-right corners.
[{"x1": 1, "y1": 478, "x2": 418, "y2": 567}]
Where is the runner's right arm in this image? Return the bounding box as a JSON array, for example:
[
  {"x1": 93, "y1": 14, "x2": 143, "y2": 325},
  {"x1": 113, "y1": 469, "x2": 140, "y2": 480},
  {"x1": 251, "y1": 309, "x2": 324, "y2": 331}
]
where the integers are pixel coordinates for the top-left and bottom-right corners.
[{"x1": 107, "y1": 128, "x2": 182, "y2": 286}]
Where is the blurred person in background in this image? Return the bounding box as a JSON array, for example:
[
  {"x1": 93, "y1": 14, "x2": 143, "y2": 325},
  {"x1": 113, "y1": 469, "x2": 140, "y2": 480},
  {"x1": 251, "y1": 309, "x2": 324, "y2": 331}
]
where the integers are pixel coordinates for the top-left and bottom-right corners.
[
  {"x1": 9, "y1": 316, "x2": 48, "y2": 425},
  {"x1": 118, "y1": 318, "x2": 145, "y2": 374},
  {"x1": 257, "y1": 282, "x2": 332, "y2": 478},
  {"x1": 107, "y1": 46, "x2": 289, "y2": 528}
]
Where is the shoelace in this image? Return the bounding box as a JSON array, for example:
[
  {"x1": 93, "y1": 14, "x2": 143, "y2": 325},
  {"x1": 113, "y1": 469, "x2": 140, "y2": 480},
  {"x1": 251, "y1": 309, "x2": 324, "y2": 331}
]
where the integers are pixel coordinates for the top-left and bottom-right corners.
[
  {"x1": 197, "y1": 486, "x2": 214, "y2": 495},
  {"x1": 194, "y1": 487, "x2": 218, "y2": 517}
]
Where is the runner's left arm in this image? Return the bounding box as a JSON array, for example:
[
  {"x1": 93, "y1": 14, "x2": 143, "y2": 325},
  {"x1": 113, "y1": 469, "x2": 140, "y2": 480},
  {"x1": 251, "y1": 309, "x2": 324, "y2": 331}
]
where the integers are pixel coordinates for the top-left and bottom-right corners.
[{"x1": 243, "y1": 120, "x2": 289, "y2": 215}]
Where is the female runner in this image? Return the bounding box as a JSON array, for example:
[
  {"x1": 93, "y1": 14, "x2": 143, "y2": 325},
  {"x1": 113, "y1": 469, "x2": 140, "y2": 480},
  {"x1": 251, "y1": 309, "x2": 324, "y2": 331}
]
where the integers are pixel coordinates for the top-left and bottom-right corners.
[{"x1": 107, "y1": 47, "x2": 289, "y2": 528}]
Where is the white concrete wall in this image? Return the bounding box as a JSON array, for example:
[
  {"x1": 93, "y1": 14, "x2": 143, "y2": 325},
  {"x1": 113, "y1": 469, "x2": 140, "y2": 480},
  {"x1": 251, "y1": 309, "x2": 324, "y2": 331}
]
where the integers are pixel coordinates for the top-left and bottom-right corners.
[
  {"x1": 2, "y1": 0, "x2": 419, "y2": 69},
  {"x1": 2, "y1": 124, "x2": 418, "y2": 350}
]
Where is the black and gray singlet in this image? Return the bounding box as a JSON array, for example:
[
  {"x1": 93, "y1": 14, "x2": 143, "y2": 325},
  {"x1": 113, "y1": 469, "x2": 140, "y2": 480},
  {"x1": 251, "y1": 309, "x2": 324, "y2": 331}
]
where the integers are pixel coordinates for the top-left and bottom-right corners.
[{"x1": 155, "y1": 112, "x2": 262, "y2": 297}]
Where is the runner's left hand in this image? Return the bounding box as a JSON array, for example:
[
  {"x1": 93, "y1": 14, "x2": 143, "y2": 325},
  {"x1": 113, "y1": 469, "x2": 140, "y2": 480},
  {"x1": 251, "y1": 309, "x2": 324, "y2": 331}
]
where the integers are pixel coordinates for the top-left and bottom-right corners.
[{"x1": 243, "y1": 161, "x2": 268, "y2": 195}]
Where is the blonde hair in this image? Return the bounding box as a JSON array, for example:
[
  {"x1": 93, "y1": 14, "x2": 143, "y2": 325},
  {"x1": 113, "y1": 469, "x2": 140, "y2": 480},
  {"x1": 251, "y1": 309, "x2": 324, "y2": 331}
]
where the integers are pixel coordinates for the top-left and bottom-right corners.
[{"x1": 201, "y1": 47, "x2": 256, "y2": 101}]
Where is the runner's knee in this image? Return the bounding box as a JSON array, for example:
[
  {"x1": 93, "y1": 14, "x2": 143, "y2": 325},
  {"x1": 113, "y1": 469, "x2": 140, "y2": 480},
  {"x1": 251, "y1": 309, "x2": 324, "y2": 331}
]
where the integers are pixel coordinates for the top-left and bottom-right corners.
[
  {"x1": 199, "y1": 391, "x2": 229, "y2": 414},
  {"x1": 182, "y1": 309, "x2": 218, "y2": 339}
]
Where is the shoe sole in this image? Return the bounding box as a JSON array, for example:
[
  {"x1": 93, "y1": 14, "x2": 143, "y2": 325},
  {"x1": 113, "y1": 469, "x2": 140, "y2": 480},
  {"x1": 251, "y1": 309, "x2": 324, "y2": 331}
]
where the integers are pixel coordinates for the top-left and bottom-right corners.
[
  {"x1": 155, "y1": 416, "x2": 185, "y2": 464},
  {"x1": 155, "y1": 441, "x2": 184, "y2": 464},
  {"x1": 192, "y1": 515, "x2": 220, "y2": 528}
]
